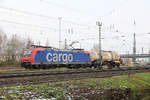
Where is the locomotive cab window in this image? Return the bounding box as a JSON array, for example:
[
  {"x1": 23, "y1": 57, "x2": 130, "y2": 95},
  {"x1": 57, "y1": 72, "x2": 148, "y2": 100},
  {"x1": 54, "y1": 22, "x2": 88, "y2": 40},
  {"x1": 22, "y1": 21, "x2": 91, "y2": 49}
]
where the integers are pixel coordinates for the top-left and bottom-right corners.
[
  {"x1": 37, "y1": 51, "x2": 40, "y2": 54},
  {"x1": 23, "y1": 50, "x2": 32, "y2": 57}
]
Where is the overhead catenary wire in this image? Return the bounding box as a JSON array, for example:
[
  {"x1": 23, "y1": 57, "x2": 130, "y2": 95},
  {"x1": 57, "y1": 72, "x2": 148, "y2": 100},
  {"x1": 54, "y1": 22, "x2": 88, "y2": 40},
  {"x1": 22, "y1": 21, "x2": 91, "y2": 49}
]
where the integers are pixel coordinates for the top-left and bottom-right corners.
[
  {"x1": 0, "y1": 5, "x2": 129, "y2": 34},
  {"x1": 0, "y1": 5, "x2": 96, "y2": 29},
  {"x1": 0, "y1": 0, "x2": 129, "y2": 30},
  {"x1": 42, "y1": 0, "x2": 129, "y2": 19},
  {"x1": 0, "y1": 6, "x2": 100, "y2": 36},
  {"x1": 41, "y1": 0, "x2": 130, "y2": 30},
  {"x1": 1, "y1": 17, "x2": 146, "y2": 41},
  {"x1": 40, "y1": 0, "x2": 95, "y2": 18},
  {"x1": 0, "y1": 0, "x2": 148, "y2": 52},
  {"x1": 0, "y1": 11, "x2": 97, "y2": 35},
  {"x1": 0, "y1": 19, "x2": 99, "y2": 46},
  {"x1": 0, "y1": 16, "x2": 98, "y2": 38},
  {"x1": 101, "y1": 0, "x2": 129, "y2": 18},
  {"x1": 41, "y1": 0, "x2": 86, "y2": 14},
  {"x1": 0, "y1": 19, "x2": 66, "y2": 31}
]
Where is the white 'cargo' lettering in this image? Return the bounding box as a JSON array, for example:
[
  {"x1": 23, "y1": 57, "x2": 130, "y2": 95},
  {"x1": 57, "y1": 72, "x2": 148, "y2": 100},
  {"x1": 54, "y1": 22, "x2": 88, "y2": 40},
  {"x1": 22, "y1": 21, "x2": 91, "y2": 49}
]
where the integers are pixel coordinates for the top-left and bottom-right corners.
[
  {"x1": 53, "y1": 53, "x2": 58, "y2": 62},
  {"x1": 59, "y1": 53, "x2": 62, "y2": 62},
  {"x1": 46, "y1": 53, "x2": 73, "y2": 63},
  {"x1": 68, "y1": 54, "x2": 73, "y2": 62},
  {"x1": 62, "y1": 54, "x2": 67, "y2": 62},
  {"x1": 46, "y1": 53, "x2": 52, "y2": 62}
]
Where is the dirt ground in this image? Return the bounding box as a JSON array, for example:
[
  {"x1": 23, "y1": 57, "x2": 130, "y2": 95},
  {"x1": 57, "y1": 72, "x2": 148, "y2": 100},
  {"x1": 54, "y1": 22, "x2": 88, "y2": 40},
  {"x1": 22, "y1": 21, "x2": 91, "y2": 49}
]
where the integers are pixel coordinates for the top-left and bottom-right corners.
[
  {"x1": 67, "y1": 85, "x2": 131, "y2": 100},
  {"x1": 0, "y1": 65, "x2": 25, "y2": 73}
]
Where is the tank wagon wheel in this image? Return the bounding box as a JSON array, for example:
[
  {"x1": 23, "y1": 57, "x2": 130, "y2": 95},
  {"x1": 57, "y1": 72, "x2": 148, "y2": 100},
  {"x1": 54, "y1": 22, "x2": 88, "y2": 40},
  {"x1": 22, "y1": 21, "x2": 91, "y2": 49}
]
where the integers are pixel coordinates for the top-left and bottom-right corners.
[
  {"x1": 91, "y1": 65, "x2": 96, "y2": 69},
  {"x1": 116, "y1": 63, "x2": 121, "y2": 69},
  {"x1": 95, "y1": 66, "x2": 103, "y2": 70},
  {"x1": 106, "y1": 63, "x2": 113, "y2": 69},
  {"x1": 92, "y1": 60, "x2": 99, "y2": 69},
  {"x1": 98, "y1": 62, "x2": 104, "y2": 70},
  {"x1": 108, "y1": 65, "x2": 113, "y2": 69},
  {"x1": 95, "y1": 64, "x2": 103, "y2": 70}
]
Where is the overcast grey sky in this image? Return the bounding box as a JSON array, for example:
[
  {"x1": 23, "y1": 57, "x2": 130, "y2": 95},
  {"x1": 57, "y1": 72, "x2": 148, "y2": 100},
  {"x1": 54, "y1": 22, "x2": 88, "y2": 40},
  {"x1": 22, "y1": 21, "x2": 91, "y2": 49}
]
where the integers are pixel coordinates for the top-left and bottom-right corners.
[{"x1": 0, "y1": 0, "x2": 150, "y2": 54}]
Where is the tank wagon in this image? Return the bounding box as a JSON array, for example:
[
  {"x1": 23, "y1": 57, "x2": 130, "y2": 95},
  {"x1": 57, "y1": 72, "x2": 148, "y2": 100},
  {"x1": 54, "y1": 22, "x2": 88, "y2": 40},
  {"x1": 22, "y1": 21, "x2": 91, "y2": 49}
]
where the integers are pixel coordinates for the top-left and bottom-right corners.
[
  {"x1": 89, "y1": 51, "x2": 121, "y2": 69},
  {"x1": 21, "y1": 45, "x2": 121, "y2": 69}
]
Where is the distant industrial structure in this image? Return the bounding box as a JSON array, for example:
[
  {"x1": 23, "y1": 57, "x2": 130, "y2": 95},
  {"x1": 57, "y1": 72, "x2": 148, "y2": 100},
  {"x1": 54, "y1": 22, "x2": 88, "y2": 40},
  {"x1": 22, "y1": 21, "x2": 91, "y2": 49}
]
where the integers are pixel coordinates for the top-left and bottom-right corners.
[
  {"x1": 120, "y1": 54, "x2": 150, "y2": 58},
  {"x1": 120, "y1": 53, "x2": 150, "y2": 64}
]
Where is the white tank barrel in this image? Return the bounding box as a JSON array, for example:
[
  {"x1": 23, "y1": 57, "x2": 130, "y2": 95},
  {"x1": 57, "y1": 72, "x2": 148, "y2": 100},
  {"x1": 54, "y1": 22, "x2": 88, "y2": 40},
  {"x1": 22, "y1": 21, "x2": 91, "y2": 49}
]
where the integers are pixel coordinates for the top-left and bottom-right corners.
[{"x1": 89, "y1": 51, "x2": 120, "y2": 63}]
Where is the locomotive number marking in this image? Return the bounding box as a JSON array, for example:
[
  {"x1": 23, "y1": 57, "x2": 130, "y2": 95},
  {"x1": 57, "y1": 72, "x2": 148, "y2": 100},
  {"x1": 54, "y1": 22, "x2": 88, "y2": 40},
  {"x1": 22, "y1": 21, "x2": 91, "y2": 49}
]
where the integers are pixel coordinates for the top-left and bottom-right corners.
[{"x1": 46, "y1": 53, "x2": 73, "y2": 63}]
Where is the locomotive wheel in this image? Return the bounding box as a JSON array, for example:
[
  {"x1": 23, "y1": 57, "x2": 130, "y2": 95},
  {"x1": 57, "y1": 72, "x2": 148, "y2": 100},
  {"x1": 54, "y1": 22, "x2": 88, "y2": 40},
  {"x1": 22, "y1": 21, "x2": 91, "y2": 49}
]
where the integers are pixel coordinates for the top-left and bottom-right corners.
[
  {"x1": 23, "y1": 65, "x2": 28, "y2": 69},
  {"x1": 33, "y1": 65, "x2": 40, "y2": 69},
  {"x1": 51, "y1": 65, "x2": 56, "y2": 69},
  {"x1": 36, "y1": 65, "x2": 40, "y2": 69},
  {"x1": 40, "y1": 65, "x2": 45, "y2": 69},
  {"x1": 42, "y1": 65, "x2": 49, "y2": 69},
  {"x1": 24, "y1": 63, "x2": 33, "y2": 69},
  {"x1": 29, "y1": 65, "x2": 33, "y2": 69},
  {"x1": 68, "y1": 65, "x2": 74, "y2": 68}
]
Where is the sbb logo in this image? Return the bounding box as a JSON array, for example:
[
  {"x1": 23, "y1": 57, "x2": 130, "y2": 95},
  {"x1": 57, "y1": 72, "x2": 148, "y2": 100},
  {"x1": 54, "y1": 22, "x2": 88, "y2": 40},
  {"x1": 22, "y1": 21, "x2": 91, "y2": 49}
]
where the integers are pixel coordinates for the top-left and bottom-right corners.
[{"x1": 46, "y1": 53, "x2": 73, "y2": 63}]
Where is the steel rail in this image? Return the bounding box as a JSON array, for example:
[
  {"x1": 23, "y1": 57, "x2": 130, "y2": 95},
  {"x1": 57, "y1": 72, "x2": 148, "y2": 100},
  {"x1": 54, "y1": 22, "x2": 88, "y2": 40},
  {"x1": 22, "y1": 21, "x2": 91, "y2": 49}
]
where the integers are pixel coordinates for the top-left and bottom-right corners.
[{"x1": 0, "y1": 66, "x2": 149, "y2": 79}]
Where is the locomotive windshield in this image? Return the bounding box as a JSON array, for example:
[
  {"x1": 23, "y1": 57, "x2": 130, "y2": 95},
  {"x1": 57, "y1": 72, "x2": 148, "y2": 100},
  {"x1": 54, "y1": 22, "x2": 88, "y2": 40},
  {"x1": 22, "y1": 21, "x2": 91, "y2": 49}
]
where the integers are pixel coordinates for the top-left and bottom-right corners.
[{"x1": 23, "y1": 50, "x2": 32, "y2": 57}]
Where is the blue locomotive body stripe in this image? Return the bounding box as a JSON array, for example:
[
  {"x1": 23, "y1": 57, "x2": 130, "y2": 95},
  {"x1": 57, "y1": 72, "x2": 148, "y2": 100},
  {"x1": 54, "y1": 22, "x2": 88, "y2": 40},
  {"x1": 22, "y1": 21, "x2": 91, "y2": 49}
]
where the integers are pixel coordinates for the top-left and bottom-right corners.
[{"x1": 35, "y1": 51, "x2": 91, "y2": 64}]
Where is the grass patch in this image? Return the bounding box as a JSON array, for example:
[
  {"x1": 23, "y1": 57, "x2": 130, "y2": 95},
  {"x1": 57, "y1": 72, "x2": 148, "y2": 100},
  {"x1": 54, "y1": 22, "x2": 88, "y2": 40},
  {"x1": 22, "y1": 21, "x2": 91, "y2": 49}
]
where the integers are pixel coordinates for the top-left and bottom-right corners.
[
  {"x1": 1, "y1": 72, "x2": 150, "y2": 100},
  {"x1": 0, "y1": 67, "x2": 74, "y2": 74}
]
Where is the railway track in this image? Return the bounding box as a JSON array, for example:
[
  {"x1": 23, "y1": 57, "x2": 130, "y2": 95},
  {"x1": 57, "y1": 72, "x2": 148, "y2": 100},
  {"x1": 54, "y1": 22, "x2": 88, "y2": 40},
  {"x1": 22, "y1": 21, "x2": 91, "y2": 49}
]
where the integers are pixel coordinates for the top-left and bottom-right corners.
[{"x1": 0, "y1": 66, "x2": 150, "y2": 86}]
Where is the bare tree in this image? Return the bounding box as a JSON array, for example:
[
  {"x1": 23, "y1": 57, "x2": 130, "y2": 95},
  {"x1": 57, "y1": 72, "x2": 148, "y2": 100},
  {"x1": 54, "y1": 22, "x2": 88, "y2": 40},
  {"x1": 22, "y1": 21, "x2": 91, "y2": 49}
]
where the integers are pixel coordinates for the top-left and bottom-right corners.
[
  {"x1": 26, "y1": 38, "x2": 34, "y2": 49},
  {"x1": 5, "y1": 34, "x2": 25, "y2": 61},
  {"x1": 0, "y1": 32, "x2": 35, "y2": 65},
  {"x1": 0, "y1": 29, "x2": 5, "y2": 52}
]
